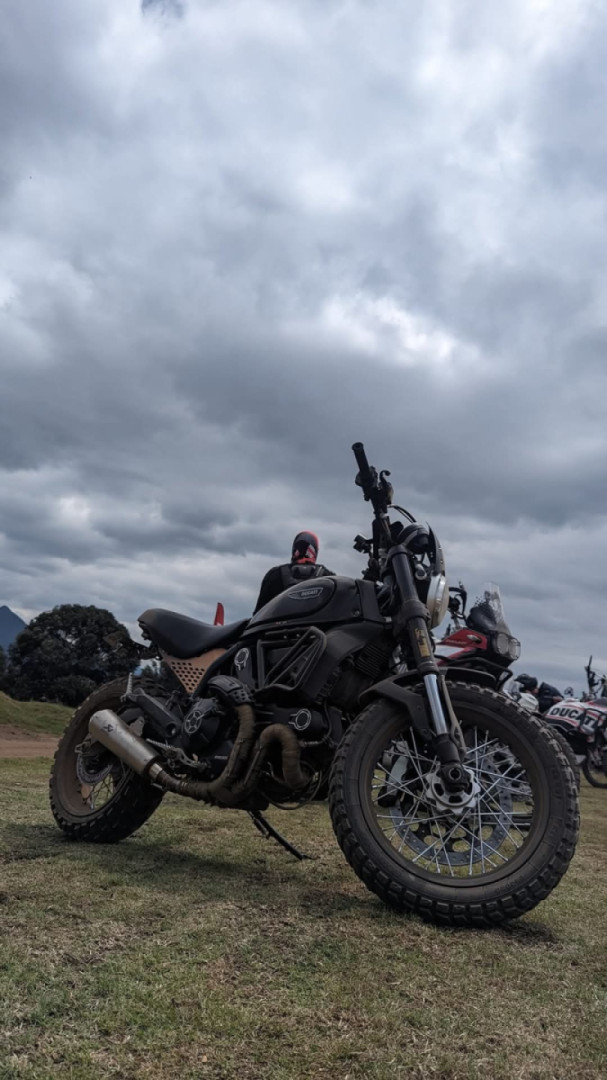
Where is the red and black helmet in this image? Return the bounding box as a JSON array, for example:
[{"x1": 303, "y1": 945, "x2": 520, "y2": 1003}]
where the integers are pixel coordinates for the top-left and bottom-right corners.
[{"x1": 291, "y1": 531, "x2": 319, "y2": 565}]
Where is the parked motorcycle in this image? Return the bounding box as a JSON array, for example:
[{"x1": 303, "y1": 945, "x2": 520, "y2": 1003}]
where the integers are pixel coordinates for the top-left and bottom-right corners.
[
  {"x1": 434, "y1": 582, "x2": 520, "y2": 690},
  {"x1": 434, "y1": 584, "x2": 581, "y2": 787},
  {"x1": 50, "y1": 443, "x2": 579, "y2": 927},
  {"x1": 542, "y1": 658, "x2": 607, "y2": 788}
]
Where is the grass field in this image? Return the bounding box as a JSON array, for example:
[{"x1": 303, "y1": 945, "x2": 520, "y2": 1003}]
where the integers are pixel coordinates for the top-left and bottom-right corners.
[
  {"x1": 0, "y1": 754, "x2": 605, "y2": 1080},
  {"x1": 0, "y1": 693, "x2": 71, "y2": 736}
]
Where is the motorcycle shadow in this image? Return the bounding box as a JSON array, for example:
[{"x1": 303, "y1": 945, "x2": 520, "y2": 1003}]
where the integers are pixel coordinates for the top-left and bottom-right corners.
[
  {"x1": 0, "y1": 822, "x2": 565, "y2": 941},
  {"x1": 0, "y1": 820, "x2": 378, "y2": 920},
  {"x1": 488, "y1": 919, "x2": 561, "y2": 947}
]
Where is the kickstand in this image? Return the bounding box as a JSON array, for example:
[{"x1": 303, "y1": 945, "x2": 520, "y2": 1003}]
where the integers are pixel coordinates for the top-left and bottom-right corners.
[{"x1": 248, "y1": 810, "x2": 313, "y2": 861}]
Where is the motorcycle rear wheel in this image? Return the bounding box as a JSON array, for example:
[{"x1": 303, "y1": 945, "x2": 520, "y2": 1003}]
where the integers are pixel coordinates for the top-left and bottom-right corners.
[
  {"x1": 50, "y1": 678, "x2": 164, "y2": 842},
  {"x1": 329, "y1": 682, "x2": 579, "y2": 928},
  {"x1": 582, "y1": 747, "x2": 607, "y2": 788}
]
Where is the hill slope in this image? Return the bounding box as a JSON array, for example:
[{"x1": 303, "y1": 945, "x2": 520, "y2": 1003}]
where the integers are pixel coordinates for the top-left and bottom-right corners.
[{"x1": 0, "y1": 692, "x2": 71, "y2": 735}]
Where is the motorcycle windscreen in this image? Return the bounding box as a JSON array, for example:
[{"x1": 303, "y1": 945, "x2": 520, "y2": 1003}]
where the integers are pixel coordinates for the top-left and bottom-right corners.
[{"x1": 466, "y1": 582, "x2": 514, "y2": 636}]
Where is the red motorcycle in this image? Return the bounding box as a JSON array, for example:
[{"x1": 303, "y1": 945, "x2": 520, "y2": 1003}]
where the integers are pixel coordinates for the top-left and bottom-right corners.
[
  {"x1": 434, "y1": 582, "x2": 520, "y2": 689},
  {"x1": 434, "y1": 583, "x2": 581, "y2": 787}
]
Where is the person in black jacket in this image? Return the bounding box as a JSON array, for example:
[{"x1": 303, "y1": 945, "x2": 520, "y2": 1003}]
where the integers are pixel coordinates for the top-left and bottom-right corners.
[
  {"x1": 253, "y1": 531, "x2": 335, "y2": 613},
  {"x1": 537, "y1": 681, "x2": 563, "y2": 714},
  {"x1": 516, "y1": 675, "x2": 563, "y2": 714}
]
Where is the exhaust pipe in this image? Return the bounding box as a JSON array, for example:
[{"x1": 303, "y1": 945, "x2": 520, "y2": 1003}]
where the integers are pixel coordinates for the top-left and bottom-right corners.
[
  {"x1": 89, "y1": 709, "x2": 161, "y2": 776},
  {"x1": 89, "y1": 704, "x2": 309, "y2": 806},
  {"x1": 88, "y1": 704, "x2": 259, "y2": 801}
]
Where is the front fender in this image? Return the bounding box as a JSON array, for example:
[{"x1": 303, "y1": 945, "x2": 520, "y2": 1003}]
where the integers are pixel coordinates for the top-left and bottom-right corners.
[
  {"x1": 360, "y1": 677, "x2": 434, "y2": 742},
  {"x1": 360, "y1": 666, "x2": 497, "y2": 742}
]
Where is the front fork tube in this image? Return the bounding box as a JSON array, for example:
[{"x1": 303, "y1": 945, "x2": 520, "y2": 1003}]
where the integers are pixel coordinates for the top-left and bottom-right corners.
[
  {"x1": 423, "y1": 672, "x2": 467, "y2": 789},
  {"x1": 388, "y1": 546, "x2": 467, "y2": 791},
  {"x1": 424, "y1": 672, "x2": 448, "y2": 736}
]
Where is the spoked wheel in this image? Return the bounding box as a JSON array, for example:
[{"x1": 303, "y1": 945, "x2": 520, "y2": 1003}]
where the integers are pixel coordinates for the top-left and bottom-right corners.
[
  {"x1": 375, "y1": 732, "x2": 534, "y2": 870},
  {"x1": 329, "y1": 682, "x2": 579, "y2": 927},
  {"x1": 50, "y1": 678, "x2": 164, "y2": 842},
  {"x1": 582, "y1": 744, "x2": 607, "y2": 788}
]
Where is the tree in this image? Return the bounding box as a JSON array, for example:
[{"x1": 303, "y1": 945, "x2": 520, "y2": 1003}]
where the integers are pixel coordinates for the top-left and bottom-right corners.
[
  {"x1": 4, "y1": 604, "x2": 140, "y2": 707},
  {"x1": 0, "y1": 645, "x2": 6, "y2": 686}
]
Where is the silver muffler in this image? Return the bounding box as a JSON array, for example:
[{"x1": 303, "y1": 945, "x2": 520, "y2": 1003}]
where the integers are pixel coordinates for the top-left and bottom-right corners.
[{"x1": 89, "y1": 709, "x2": 161, "y2": 776}]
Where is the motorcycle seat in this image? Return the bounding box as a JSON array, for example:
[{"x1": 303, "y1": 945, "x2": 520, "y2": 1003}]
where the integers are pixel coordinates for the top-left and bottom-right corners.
[{"x1": 138, "y1": 609, "x2": 249, "y2": 659}]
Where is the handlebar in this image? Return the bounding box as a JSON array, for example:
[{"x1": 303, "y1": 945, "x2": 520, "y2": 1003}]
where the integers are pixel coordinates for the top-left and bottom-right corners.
[
  {"x1": 352, "y1": 441, "x2": 381, "y2": 507},
  {"x1": 352, "y1": 442, "x2": 373, "y2": 487},
  {"x1": 352, "y1": 442, "x2": 394, "y2": 549}
]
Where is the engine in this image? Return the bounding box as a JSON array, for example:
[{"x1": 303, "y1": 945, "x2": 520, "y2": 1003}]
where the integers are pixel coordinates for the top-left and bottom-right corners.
[
  {"x1": 328, "y1": 636, "x2": 394, "y2": 714},
  {"x1": 180, "y1": 697, "x2": 235, "y2": 779},
  {"x1": 254, "y1": 704, "x2": 330, "y2": 740},
  {"x1": 178, "y1": 692, "x2": 333, "y2": 784},
  {"x1": 162, "y1": 629, "x2": 394, "y2": 783}
]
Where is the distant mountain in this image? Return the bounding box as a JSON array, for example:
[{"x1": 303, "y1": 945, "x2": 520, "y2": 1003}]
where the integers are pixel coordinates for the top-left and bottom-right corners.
[{"x1": 0, "y1": 606, "x2": 27, "y2": 653}]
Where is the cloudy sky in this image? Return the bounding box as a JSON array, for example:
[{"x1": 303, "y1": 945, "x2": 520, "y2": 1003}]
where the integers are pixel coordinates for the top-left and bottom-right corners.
[{"x1": 1, "y1": 0, "x2": 606, "y2": 692}]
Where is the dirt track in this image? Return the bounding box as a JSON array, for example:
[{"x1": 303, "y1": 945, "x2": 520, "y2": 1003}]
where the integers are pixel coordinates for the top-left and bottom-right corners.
[{"x1": 0, "y1": 728, "x2": 58, "y2": 759}]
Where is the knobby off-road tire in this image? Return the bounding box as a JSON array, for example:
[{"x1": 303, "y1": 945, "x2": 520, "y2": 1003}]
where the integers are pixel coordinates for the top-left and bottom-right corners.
[
  {"x1": 582, "y1": 749, "x2": 607, "y2": 788},
  {"x1": 329, "y1": 682, "x2": 579, "y2": 928},
  {"x1": 50, "y1": 678, "x2": 164, "y2": 842},
  {"x1": 544, "y1": 726, "x2": 581, "y2": 791}
]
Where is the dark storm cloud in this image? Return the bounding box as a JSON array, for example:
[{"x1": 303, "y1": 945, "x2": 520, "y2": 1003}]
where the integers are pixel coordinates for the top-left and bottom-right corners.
[
  {"x1": 1, "y1": 0, "x2": 607, "y2": 685},
  {"x1": 0, "y1": 5, "x2": 110, "y2": 182},
  {"x1": 531, "y1": 14, "x2": 607, "y2": 189}
]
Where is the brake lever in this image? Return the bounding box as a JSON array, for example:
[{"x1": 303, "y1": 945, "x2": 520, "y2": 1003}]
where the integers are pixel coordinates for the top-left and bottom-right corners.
[{"x1": 379, "y1": 470, "x2": 393, "y2": 504}]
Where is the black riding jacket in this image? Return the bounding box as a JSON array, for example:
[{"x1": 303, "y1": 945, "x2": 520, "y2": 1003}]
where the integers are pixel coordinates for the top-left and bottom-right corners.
[{"x1": 537, "y1": 682, "x2": 563, "y2": 714}]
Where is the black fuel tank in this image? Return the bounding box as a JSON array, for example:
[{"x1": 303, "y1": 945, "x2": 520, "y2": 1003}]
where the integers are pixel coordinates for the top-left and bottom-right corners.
[{"x1": 246, "y1": 575, "x2": 384, "y2": 630}]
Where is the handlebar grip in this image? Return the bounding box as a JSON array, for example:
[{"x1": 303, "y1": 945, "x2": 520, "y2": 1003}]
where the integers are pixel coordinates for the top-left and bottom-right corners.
[{"x1": 352, "y1": 441, "x2": 371, "y2": 480}]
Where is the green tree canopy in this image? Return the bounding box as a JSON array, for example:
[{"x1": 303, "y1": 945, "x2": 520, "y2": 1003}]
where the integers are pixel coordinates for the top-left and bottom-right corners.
[
  {"x1": 0, "y1": 645, "x2": 6, "y2": 684},
  {"x1": 4, "y1": 604, "x2": 140, "y2": 707}
]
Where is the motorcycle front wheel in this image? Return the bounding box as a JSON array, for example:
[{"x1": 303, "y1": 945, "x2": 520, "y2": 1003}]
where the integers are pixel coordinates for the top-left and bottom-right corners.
[{"x1": 329, "y1": 682, "x2": 579, "y2": 928}]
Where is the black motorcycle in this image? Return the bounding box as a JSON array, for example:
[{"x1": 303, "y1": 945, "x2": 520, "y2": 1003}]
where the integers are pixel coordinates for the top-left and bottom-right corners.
[{"x1": 50, "y1": 443, "x2": 579, "y2": 927}]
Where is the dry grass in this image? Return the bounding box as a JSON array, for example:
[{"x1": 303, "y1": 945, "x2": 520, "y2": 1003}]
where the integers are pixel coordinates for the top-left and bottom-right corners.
[{"x1": 0, "y1": 758, "x2": 606, "y2": 1080}]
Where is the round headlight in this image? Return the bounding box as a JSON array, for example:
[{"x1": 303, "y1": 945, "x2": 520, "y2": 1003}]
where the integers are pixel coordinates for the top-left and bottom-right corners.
[
  {"x1": 426, "y1": 574, "x2": 449, "y2": 629},
  {"x1": 494, "y1": 632, "x2": 511, "y2": 657},
  {"x1": 493, "y1": 633, "x2": 521, "y2": 661},
  {"x1": 508, "y1": 637, "x2": 521, "y2": 661}
]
